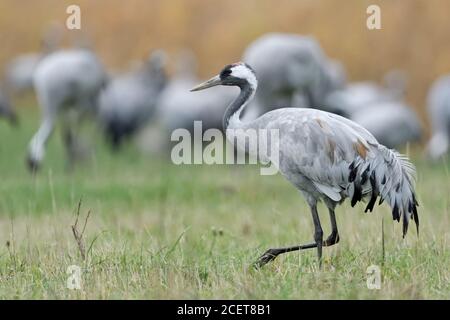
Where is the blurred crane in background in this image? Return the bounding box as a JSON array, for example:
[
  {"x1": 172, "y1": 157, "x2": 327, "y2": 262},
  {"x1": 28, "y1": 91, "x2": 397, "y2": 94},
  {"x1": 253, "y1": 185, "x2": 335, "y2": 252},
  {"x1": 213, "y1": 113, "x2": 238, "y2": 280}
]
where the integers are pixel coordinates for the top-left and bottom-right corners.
[
  {"x1": 138, "y1": 51, "x2": 236, "y2": 154},
  {"x1": 97, "y1": 50, "x2": 167, "y2": 149},
  {"x1": 351, "y1": 101, "x2": 422, "y2": 149},
  {"x1": 191, "y1": 62, "x2": 419, "y2": 268},
  {"x1": 156, "y1": 51, "x2": 236, "y2": 136},
  {"x1": 323, "y1": 70, "x2": 407, "y2": 117},
  {"x1": 426, "y1": 75, "x2": 450, "y2": 160},
  {"x1": 242, "y1": 33, "x2": 346, "y2": 118},
  {"x1": 27, "y1": 49, "x2": 107, "y2": 172},
  {"x1": 323, "y1": 70, "x2": 421, "y2": 149}
]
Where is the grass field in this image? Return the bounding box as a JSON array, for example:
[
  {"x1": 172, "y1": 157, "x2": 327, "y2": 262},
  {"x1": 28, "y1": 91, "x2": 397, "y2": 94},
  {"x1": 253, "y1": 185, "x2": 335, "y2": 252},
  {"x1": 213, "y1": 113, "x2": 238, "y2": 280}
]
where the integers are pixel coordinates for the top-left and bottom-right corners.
[{"x1": 0, "y1": 106, "x2": 449, "y2": 299}]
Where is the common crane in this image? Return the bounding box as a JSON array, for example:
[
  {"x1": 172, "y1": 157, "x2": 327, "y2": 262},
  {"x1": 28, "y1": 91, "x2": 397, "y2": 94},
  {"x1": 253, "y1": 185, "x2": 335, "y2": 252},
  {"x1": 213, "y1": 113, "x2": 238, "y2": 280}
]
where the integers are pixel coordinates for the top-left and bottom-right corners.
[
  {"x1": 156, "y1": 51, "x2": 236, "y2": 135},
  {"x1": 426, "y1": 75, "x2": 450, "y2": 160},
  {"x1": 191, "y1": 62, "x2": 419, "y2": 267},
  {"x1": 97, "y1": 51, "x2": 167, "y2": 149},
  {"x1": 323, "y1": 70, "x2": 408, "y2": 118},
  {"x1": 243, "y1": 33, "x2": 345, "y2": 118},
  {"x1": 351, "y1": 102, "x2": 422, "y2": 149},
  {"x1": 27, "y1": 49, "x2": 107, "y2": 172},
  {"x1": 323, "y1": 72, "x2": 421, "y2": 149}
]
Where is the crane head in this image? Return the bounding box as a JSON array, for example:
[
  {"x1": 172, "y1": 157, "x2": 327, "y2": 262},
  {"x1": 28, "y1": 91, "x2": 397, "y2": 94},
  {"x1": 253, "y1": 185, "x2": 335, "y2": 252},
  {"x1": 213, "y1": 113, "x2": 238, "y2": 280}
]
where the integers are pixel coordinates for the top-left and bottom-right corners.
[{"x1": 190, "y1": 62, "x2": 257, "y2": 92}]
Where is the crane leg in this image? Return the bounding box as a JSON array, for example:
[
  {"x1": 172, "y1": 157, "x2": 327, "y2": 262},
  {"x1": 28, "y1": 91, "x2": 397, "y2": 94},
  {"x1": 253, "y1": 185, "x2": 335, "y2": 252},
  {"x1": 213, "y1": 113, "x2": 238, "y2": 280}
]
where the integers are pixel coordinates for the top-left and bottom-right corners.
[
  {"x1": 324, "y1": 208, "x2": 340, "y2": 246},
  {"x1": 61, "y1": 111, "x2": 79, "y2": 171},
  {"x1": 63, "y1": 126, "x2": 77, "y2": 171},
  {"x1": 311, "y1": 203, "x2": 323, "y2": 265},
  {"x1": 27, "y1": 117, "x2": 55, "y2": 173},
  {"x1": 62, "y1": 109, "x2": 89, "y2": 171},
  {"x1": 254, "y1": 203, "x2": 325, "y2": 268}
]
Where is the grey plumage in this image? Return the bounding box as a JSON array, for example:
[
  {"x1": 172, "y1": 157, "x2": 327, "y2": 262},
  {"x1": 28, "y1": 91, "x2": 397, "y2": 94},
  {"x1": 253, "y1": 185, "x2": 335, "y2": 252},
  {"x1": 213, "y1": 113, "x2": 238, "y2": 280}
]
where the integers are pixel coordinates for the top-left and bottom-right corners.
[
  {"x1": 97, "y1": 51, "x2": 167, "y2": 148},
  {"x1": 238, "y1": 108, "x2": 418, "y2": 233},
  {"x1": 27, "y1": 49, "x2": 107, "y2": 171},
  {"x1": 191, "y1": 62, "x2": 419, "y2": 267},
  {"x1": 426, "y1": 75, "x2": 450, "y2": 159}
]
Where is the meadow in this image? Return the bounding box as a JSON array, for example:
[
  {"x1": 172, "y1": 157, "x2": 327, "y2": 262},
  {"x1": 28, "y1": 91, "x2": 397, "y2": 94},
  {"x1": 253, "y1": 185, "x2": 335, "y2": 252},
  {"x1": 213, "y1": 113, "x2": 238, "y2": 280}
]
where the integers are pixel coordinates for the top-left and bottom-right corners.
[{"x1": 0, "y1": 105, "x2": 449, "y2": 299}]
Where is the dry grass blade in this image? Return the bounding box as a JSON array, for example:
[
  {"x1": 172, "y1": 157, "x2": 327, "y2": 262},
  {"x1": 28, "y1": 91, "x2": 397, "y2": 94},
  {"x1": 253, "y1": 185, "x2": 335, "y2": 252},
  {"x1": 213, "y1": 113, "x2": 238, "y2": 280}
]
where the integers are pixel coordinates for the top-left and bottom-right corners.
[
  {"x1": 381, "y1": 217, "x2": 385, "y2": 266},
  {"x1": 71, "y1": 199, "x2": 91, "y2": 261}
]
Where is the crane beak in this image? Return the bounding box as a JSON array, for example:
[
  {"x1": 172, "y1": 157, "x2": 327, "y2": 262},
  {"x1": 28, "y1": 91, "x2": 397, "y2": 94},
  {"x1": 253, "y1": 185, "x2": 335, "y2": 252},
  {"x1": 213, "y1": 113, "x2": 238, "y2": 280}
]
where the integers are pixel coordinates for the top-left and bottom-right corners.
[{"x1": 190, "y1": 75, "x2": 222, "y2": 92}]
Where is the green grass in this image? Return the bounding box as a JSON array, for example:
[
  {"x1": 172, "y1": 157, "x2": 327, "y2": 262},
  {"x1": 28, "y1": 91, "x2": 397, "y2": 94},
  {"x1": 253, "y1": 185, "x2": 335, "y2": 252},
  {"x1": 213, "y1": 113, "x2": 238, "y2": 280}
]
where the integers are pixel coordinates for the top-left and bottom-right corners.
[{"x1": 0, "y1": 106, "x2": 449, "y2": 299}]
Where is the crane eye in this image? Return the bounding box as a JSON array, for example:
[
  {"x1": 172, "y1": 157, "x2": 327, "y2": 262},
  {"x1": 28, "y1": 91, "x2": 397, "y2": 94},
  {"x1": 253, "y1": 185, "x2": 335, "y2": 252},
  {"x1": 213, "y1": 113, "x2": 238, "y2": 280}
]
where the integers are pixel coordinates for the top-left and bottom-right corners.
[{"x1": 220, "y1": 68, "x2": 232, "y2": 79}]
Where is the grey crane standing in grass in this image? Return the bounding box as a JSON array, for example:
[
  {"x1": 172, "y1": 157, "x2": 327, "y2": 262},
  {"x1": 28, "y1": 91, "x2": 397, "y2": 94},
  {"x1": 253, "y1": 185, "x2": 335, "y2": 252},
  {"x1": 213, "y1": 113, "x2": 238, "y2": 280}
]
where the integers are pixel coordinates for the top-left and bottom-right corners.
[
  {"x1": 97, "y1": 51, "x2": 167, "y2": 149},
  {"x1": 27, "y1": 49, "x2": 107, "y2": 172},
  {"x1": 191, "y1": 62, "x2": 419, "y2": 268},
  {"x1": 426, "y1": 75, "x2": 450, "y2": 160},
  {"x1": 242, "y1": 33, "x2": 346, "y2": 118},
  {"x1": 350, "y1": 102, "x2": 422, "y2": 149},
  {"x1": 323, "y1": 70, "x2": 409, "y2": 117},
  {"x1": 156, "y1": 51, "x2": 236, "y2": 134},
  {"x1": 323, "y1": 72, "x2": 422, "y2": 149}
]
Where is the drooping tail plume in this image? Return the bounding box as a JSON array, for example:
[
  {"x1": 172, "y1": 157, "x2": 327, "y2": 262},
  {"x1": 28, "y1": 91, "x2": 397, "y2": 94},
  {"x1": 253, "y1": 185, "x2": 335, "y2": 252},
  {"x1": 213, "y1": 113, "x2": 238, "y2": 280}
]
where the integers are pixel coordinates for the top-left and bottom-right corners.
[{"x1": 348, "y1": 146, "x2": 419, "y2": 237}]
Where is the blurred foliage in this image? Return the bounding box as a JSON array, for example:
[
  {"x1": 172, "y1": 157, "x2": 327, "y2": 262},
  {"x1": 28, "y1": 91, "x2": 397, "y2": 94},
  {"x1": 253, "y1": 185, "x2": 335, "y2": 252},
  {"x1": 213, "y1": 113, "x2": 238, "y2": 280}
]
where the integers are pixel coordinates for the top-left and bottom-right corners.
[{"x1": 1, "y1": 0, "x2": 450, "y2": 132}]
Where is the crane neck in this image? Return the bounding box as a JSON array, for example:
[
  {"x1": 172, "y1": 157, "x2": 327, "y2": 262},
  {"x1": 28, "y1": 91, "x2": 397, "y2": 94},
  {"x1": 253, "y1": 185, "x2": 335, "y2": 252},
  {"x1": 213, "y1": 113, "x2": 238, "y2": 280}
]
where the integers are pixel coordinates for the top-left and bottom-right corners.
[{"x1": 223, "y1": 82, "x2": 255, "y2": 131}]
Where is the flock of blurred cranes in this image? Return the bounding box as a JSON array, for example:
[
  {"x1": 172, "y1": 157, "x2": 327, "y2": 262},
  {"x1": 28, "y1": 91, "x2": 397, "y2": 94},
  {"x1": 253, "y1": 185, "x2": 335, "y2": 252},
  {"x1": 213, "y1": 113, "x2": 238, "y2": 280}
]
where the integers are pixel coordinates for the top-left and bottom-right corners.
[{"x1": 0, "y1": 27, "x2": 449, "y2": 171}]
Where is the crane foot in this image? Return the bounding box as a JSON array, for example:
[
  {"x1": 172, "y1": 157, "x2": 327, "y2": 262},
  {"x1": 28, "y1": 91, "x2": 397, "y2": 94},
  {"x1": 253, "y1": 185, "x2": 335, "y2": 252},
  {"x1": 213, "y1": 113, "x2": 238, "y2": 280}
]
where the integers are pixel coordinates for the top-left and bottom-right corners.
[{"x1": 253, "y1": 248, "x2": 281, "y2": 269}]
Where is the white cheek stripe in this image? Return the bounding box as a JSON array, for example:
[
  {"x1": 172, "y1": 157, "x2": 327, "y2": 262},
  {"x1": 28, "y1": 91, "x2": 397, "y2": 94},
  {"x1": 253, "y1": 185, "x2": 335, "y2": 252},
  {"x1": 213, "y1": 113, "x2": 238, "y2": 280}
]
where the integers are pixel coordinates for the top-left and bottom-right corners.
[{"x1": 230, "y1": 65, "x2": 257, "y2": 89}]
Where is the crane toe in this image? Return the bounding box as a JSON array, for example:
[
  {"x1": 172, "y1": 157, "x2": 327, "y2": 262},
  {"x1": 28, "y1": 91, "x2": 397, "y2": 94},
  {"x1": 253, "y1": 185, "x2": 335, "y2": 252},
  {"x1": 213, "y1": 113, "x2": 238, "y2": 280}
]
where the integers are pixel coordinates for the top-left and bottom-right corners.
[
  {"x1": 323, "y1": 232, "x2": 340, "y2": 246},
  {"x1": 253, "y1": 248, "x2": 281, "y2": 269}
]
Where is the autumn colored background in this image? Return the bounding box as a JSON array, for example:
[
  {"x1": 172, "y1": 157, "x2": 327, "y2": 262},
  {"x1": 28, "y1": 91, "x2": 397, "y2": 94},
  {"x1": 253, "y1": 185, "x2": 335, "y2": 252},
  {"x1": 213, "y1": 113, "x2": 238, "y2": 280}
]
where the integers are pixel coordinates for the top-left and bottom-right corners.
[{"x1": 0, "y1": 0, "x2": 449, "y2": 135}]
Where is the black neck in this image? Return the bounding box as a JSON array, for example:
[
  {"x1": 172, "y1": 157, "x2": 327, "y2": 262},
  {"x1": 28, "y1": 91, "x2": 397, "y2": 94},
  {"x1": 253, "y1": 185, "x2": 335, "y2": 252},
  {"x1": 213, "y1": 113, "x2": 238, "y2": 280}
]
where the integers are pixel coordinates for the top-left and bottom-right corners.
[{"x1": 222, "y1": 82, "x2": 255, "y2": 130}]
